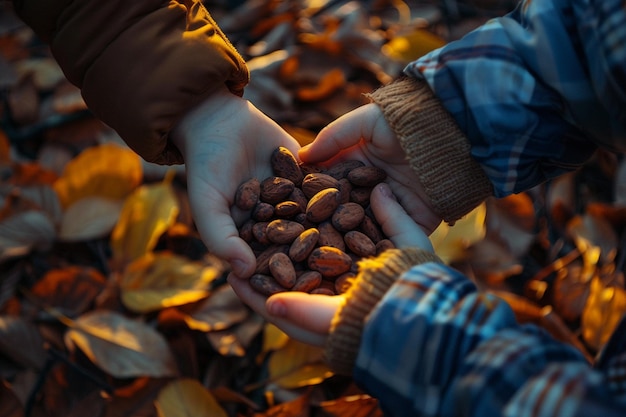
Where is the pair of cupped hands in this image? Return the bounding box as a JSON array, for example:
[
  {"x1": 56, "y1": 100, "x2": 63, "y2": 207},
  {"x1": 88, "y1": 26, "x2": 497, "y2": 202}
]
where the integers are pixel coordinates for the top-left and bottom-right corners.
[{"x1": 172, "y1": 88, "x2": 440, "y2": 347}]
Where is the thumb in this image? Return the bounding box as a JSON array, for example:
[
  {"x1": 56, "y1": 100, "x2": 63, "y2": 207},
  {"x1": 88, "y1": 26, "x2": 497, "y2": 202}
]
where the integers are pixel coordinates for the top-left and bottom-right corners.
[{"x1": 266, "y1": 292, "x2": 343, "y2": 334}]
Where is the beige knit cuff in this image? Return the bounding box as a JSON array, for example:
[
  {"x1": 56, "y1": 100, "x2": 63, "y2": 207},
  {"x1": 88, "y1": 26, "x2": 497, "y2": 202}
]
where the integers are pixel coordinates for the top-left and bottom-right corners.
[
  {"x1": 368, "y1": 77, "x2": 493, "y2": 224},
  {"x1": 324, "y1": 248, "x2": 441, "y2": 375}
]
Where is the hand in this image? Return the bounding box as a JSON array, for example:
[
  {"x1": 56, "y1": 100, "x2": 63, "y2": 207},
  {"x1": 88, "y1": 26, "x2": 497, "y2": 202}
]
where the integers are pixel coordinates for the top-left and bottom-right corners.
[
  {"x1": 299, "y1": 103, "x2": 441, "y2": 234},
  {"x1": 172, "y1": 87, "x2": 301, "y2": 278},
  {"x1": 229, "y1": 182, "x2": 434, "y2": 346}
]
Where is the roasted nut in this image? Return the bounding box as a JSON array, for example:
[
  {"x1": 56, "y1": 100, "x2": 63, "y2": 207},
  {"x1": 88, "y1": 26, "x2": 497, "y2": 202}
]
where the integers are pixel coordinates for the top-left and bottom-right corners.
[
  {"x1": 269, "y1": 252, "x2": 296, "y2": 288},
  {"x1": 255, "y1": 244, "x2": 290, "y2": 275},
  {"x1": 252, "y1": 202, "x2": 275, "y2": 221},
  {"x1": 275, "y1": 201, "x2": 302, "y2": 217},
  {"x1": 317, "y1": 221, "x2": 346, "y2": 251},
  {"x1": 271, "y1": 146, "x2": 304, "y2": 185},
  {"x1": 347, "y1": 165, "x2": 387, "y2": 187},
  {"x1": 289, "y1": 228, "x2": 320, "y2": 262},
  {"x1": 252, "y1": 222, "x2": 270, "y2": 245},
  {"x1": 344, "y1": 230, "x2": 376, "y2": 257},
  {"x1": 260, "y1": 176, "x2": 295, "y2": 204},
  {"x1": 250, "y1": 274, "x2": 287, "y2": 296},
  {"x1": 292, "y1": 270, "x2": 322, "y2": 292},
  {"x1": 301, "y1": 173, "x2": 340, "y2": 199},
  {"x1": 266, "y1": 219, "x2": 305, "y2": 244},
  {"x1": 306, "y1": 188, "x2": 340, "y2": 222},
  {"x1": 332, "y1": 202, "x2": 365, "y2": 232},
  {"x1": 325, "y1": 159, "x2": 365, "y2": 180},
  {"x1": 375, "y1": 239, "x2": 395, "y2": 254},
  {"x1": 235, "y1": 178, "x2": 260, "y2": 210},
  {"x1": 307, "y1": 246, "x2": 352, "y2": 278}
]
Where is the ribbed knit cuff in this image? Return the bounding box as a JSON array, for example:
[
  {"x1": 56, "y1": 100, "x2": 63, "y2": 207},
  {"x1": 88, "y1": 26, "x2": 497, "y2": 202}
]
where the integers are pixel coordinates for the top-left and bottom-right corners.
[
  {"x1": 324, "y1": 248, "x2": 442, "y2": 375},
  {"x1": 368, "y1": 77, "x2": 493, "y2": 223}
]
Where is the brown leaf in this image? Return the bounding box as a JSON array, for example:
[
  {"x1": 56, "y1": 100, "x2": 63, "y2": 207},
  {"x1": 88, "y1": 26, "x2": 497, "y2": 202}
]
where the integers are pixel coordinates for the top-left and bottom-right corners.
[
  {"x1": 253, "y1": 392, "x2": 310, "y2": 417},
  {"x1": 0, "y1": 210, "x2": 56, "y2": 260},
  {"x1": 31, "y1": 266, "x2": 107, "y2": 318},
  {"x1": 567, "y1": 213, "x2": 618, "y2": 265},
  {"x1": 64, "y1": 310, "x2": 178, "y2": 378},
  {"x1": 318, "y1": 394, "x2": 383, "y2": 417},
  {"x1": 267, "y1": 338, "x2": 333, "y2": 389},
  {"x1": 0, "y1": 316, "x2": 46, "y2": 370},
  {"x1": 184, "y1": 284, "x2": 249, "y2": 332},
  {"x1": 207, "y1": 313, "x2": 265, "y2": 357},
  {"x1": 581, "y1": 277, "x2": 626, "y2": 352},
  {"x1": 59, "y1": 197, "x2": 124, "y2": 241}
]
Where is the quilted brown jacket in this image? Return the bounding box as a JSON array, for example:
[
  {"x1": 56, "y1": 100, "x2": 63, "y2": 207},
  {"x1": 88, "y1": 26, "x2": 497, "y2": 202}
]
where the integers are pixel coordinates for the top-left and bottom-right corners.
[{"x1": 12, "y1": 0, "x2": 249, "y2": 165}]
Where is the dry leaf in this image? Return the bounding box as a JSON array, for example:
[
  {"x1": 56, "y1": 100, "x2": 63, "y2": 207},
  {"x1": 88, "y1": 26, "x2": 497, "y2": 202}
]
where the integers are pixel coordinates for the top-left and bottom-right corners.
[
  {"x1": 7, "y1": 72, "x2": 39, "y2": 125},
  {"x1": 120, "y1": 252, "x2": 222, "y2": 314},
  {"x1": 268, "y1": 338, "x2": 333, "y2": 389},
  {"x1": 59, "y1": 197, "x2": 124, "y2": 241},
  {"x1": 31, "y1": 266, "x2": 106, "y2": 318},
  {"x1": 0, "y1": 210, "x2": 56, "y2": 260},
  {"x1": 567, "y1": 213, "x2": 618, "y2": 265},
  {"x1": 318, "y1": 394, "x2": 382, "y2": 417},
  {"x1": 0, "y1": 381, "x2": 23, "y2": 417},
  {"x1": 551, "y1": 262, "x2": 590, "y2": 322},
  {"x1": 207, "y1": 313, "x2": 265, "y2": 357},
  {"x1": 14, "y1": 57, "x2": 65, "y2": 90},
  {"x1": 155, "y1": 378, "x2": 228, "y2": 417},
  {"x1": 581, "y1": 277, "x2": 626, "y2": 351},
  {"x1": 64, "y1": 310, "x2": 178, "y2": 378},
  {"x1": 382, "y1": 28, "x2": 446, "y2": 63},
  {"x1": 462, "y1": 236, "x2": 523, "y2": 284},
  {"x1": 110, "y1": 172, "x2": 179, "y2": 267},
  {"x1": 430, "y1": 202, "x2": 486, "y2": 264},
  {"x1": 262, "y1": 323, "x2": 290, "y2": 353},
  {"x1": 184, "y1": 285, "x2": 249, "y2": 332},
  {"x1": 0, "y1": 316, "x2": 46, "y2": 370},
  {"x1": 53, "y1": 143, "x2": 142, "y2": 208},
  {"x1": 486, "y1": 193, "x2": 536, "y2": 257},
  {"x1": 253, "y1": 392, "x2": 310, "y2": 417}
]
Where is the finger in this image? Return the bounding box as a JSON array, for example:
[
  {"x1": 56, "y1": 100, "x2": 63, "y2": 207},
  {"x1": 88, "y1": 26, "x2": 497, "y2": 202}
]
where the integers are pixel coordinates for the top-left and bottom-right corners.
[
  {"x1": 370, "y1": 183, "x2": 433, "y2": 251},
  {"x1": 191, "y1": 189, "x2": 256, "y2": 277},
  {"x1": 299, "y1": 104, "x2": 378, "y2": 164},
  {"x1": 266, "y1": 292, "x2": 342, "y2": 334},
  {"x1": 228, "y1": 276, "x2": 328, "y2": 346}
]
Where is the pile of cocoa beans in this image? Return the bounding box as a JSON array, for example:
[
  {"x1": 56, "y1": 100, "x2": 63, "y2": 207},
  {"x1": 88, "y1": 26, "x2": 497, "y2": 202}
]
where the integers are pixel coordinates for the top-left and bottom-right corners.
[{"x1": 235, "y1": 147, "x2": 394, "y2": 296}]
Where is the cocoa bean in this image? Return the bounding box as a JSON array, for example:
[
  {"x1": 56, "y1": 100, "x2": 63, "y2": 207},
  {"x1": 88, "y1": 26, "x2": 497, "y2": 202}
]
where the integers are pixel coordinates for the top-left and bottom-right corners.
[
  {"x1": 235, "y1": 178, "x2": 260, "y2": 210},
  {"x1": 344, "y1": 230, "x2": 376, "y2": 257},
  {"x1": 260, "y1": 176, "x2": 295, "y2": 204},
  {"x1": 347, "y1": 165, "x2": 387, "y2": 187},
  {"x1": 266, "y1": 219, "x2": 305, "y2": 244},
  {"x1": 250, "y1": 274, "x2": 287, "y2": 296},
  {"x1": 332, "y1": 202, "x2": 365, "y2": 232},
  {"x1": 292, "y1": 270, "x2": 322, "y2": 292},
  {"x1": 271, "y1": 147, "x2": 304, "y2": 186},
  {"x1": 307, "y1": 246, "x2": 352, "y2": 278},
  {"x1": 289, "y1": 228, "x2": 320, "y2": 262},
  {"x1": 269, "y1": 252, "x2": 296, "y2": 288},
  {"x1": 306, "y1": 188, "x2": 340, "y2": 222}
]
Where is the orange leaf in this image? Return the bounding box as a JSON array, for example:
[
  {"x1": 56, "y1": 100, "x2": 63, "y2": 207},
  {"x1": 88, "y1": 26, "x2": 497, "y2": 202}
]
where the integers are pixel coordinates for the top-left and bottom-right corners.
[{"x1": 155, "y1": 379, "x2": 228, "y2": 417}]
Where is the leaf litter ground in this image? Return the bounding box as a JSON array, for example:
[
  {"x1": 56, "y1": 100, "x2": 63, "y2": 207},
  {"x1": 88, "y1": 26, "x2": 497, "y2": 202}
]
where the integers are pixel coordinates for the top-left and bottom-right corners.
[{"x1": 1, "y1": 1, "x2": 625, "y2": 416}]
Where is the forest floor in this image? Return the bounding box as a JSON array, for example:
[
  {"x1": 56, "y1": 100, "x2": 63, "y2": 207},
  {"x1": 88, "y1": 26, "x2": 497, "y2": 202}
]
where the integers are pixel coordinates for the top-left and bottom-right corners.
[{"x1": 1, "y1": 1, "x2": 625, "y2": 416}]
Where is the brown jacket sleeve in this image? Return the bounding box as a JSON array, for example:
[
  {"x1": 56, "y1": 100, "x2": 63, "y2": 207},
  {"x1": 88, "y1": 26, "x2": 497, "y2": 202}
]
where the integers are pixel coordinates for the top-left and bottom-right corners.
[{"x1": 13, "y1": 0, "x2": 249, "y2": 164}]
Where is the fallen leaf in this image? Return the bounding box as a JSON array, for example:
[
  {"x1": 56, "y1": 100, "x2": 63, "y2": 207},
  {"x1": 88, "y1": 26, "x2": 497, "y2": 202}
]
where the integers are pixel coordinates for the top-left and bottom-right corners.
[
  {"x1": 382, "y1": 28, "x2": 445, "y2": 63},
  {"x1": 59, "y1": 197, "x2": 124, "y2": 241},
  {"x1": 430, "y1": 202, "x2": 486, "y2": 264},
  {"x1": 155, "y1": 378, "x2": 228, "y2": 417},
  {"x1": 318, "y1": 394, "x2": 382, "y2": 417},
  {"x1": 184, "y1": 285, "x2": 248, "y2": 332},
  {"x1": 0, "y1": 316, "x2": 46, "y2": 370},
  {"x1": 0, "y1": 380, "x2": 23, "y2": 417},
  {"x1": 0, "y1": 210, "x2": 56, "y2": 261},
  {"x1": 207, "y1": 313, "x2": 265, "y2": 357},
  {"x1": 268, "y1": 338, "x2": 333, "y2": 389},
  {"x1": 31, "y1": 266, "x2": 106, "y2": 318},
  {"x1": 120, "y1": 252, "x2": 222, "y2": 314},
  {"x1": 64, "y1": 310, "x2": 178, "y2": 378},
  {"x1": 253, "y1": 392, "x2": 310, "y2": 417},
  {"x1": 581, "y1": 277, "x2": 626, "y2": 351},
  {"x1": 53, "y1": 143, "x2": 142, "y2": 208},
  {"x1": 110, "y1": 172, "x2": 179, "y2": 267}
]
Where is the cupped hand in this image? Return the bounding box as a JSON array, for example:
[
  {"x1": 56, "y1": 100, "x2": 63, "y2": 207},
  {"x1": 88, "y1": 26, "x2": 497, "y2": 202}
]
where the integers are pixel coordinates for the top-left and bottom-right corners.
[
  {"x1": 229, "y1": 182, "x2": 434, "y2": 346},
  {"x1": 172, "y1": 87, "x2": 301, "y2": 278},
  {"x1": 299, "y1": 103, "x2": 441, "y2": 234}
]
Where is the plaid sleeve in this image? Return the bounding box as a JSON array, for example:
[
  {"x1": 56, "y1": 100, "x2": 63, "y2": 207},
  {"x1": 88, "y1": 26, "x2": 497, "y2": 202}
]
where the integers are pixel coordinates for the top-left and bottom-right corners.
[
  {"x1": 403, "y1": 0, "x2": 626, "y2": 197},
  {"x1": 354, "y1": 262, "x2": 626, "y2": 417}
]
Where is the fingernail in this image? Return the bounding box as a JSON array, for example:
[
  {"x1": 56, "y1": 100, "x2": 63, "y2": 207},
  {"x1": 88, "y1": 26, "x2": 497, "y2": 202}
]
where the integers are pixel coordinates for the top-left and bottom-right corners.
[
  {"x1": 378, "y1": 183, "x2": 395, "y2": 200},
  {"x1": 267, "y1": 299, "x2": 287, "y2": 317}
]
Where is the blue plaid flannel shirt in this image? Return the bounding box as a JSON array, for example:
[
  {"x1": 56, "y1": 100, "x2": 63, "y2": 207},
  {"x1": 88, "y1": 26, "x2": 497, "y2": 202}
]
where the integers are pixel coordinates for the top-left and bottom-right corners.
[
  {"x1": 404, "y1": 0, "x2": 626, "y2": 197},
  {"x1": 355, "y1": 263, "x2": 626, "y2": 416},
  {"x1": 353, "y1": 0, "x2": 626, "y2": 415}
]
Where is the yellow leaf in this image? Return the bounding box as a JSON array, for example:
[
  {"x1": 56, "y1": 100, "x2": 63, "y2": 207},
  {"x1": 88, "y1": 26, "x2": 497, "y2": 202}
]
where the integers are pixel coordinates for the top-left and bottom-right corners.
[
  {"x1": 184, "y1": 285, "x2": 249, "y2": 332},
  {"x1": 262, "y1": 323, "x2": 290, "y2": 353},
  {"x1": 64, "y1": 310, "x2": 178, "y2": 378},
  {"x1": 120, "y1": 252, "x2": 222, "y2": 313},
  {"x1": 268, "y1": 338, "x2": 333, "y2": 388},
  {"x1": 156, "y1": 379, "x2": 228, "y2": 417},
  {"x1": 581, "y1": 277, "x2": 626, "y2": 351},
  {"x1": 110, "y1": 172, "x2": 179, "y2": 267},
  {"x1": 382, "y1": 29, "x2": 446, "y2": 63},
  {"x1": 53, "y1": 143, "x2": 142, "y2": 208},
  {"x1": 430, "y1": 203, "x2": 486, "y2": 264}
]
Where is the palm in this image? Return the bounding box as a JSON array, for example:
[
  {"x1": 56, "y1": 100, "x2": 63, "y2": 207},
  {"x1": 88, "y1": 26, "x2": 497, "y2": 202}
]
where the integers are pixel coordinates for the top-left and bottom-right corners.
[{"x1": 300, "y1": 103, "x2": 441, "y2": 234}]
